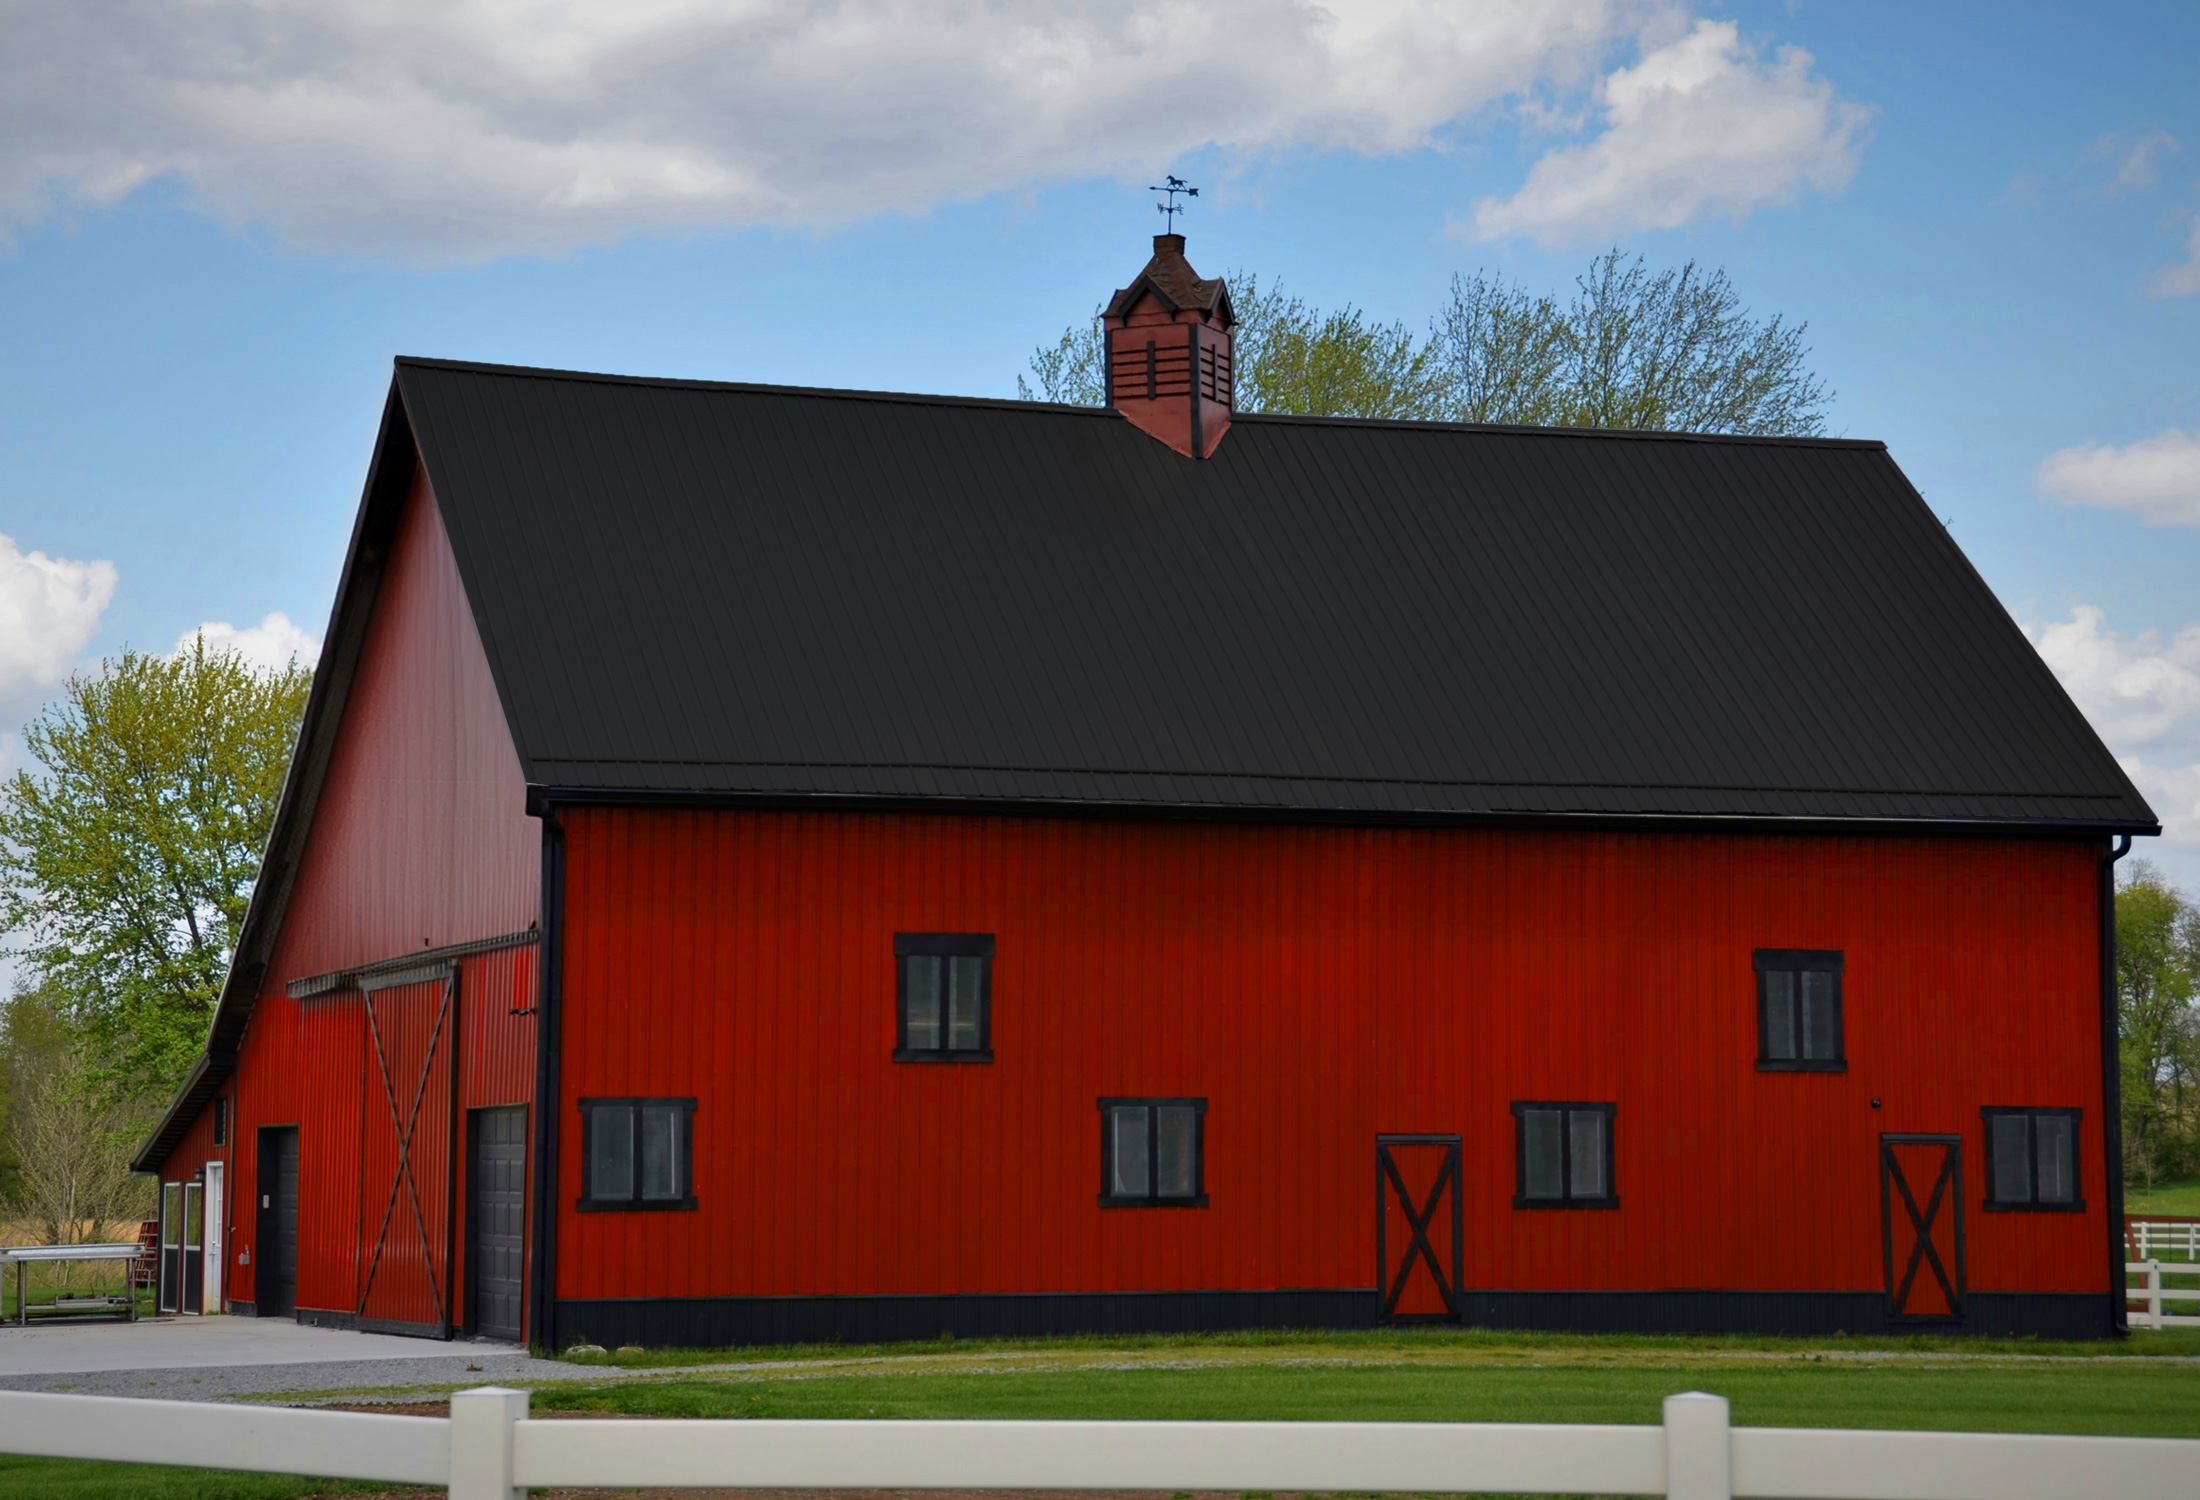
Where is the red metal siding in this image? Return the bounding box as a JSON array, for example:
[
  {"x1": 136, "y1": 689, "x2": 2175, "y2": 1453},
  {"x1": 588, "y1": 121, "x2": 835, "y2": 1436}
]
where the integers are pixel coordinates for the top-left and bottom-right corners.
[
  {"x1": 556, "y1": 810, "x2": 2107, "y2": 1304},
  {"x1": 206, "y1": 463, "x2": 540, "y2": 1323}
]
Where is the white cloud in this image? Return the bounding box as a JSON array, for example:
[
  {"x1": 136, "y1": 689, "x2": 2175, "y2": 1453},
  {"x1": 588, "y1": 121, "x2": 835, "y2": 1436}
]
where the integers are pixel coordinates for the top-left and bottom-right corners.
[
  {"x1": 2028, "y1": 606, "x2": 2200, "y2": 750},
  {"x1": 178, "y1": 612, "x2": 321, "y2": 674},
  {"x1": 0, "y1": 533, "x2": 117, "y2": 716},
  {"x1": 1466, "y1": 19, "x2": 1870, "y2": 246},
  {"x1": 0, "y1": 0, "x2": 1671, "y2": 263},
  {"x1": 2150, "y1": 216, "x2": 2200, "y2": 299},
  {"x1": 2083, "y1": 129, "x2": 2179, "y2": 198},
  {"x1": 2123, "y1": 760, "x2": 2200, "y2": 852},
  {"x1": 2037, "y1": 428, "x2": 2200, "y2": 527},
  {"x1": 2027, "y1": 605, "x2": 2200, "y2": 859}
]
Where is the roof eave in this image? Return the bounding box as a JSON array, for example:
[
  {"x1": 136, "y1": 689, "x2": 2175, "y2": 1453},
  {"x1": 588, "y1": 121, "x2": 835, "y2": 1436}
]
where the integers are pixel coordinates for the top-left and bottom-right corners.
[{"x1": 522, "y1": 782, "x2": 2161, "y2": 840}]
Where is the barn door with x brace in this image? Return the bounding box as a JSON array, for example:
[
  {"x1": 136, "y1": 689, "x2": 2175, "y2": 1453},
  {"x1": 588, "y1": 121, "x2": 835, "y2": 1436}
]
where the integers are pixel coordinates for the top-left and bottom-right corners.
[
  {"x1": 1880, "y1": 1133, "x2": 1966, "y2": 1325},
  {"x1": 355, "y1": 962, "x2": 459, "y2": 1338},
  {"x1": 1377, "y1": 1135, "x2": 1463, "y2": 1321}
]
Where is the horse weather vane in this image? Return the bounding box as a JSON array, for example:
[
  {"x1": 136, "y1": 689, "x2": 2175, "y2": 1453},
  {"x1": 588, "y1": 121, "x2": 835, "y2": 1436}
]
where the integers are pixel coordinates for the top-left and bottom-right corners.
[{"x1": 1149, "y1": 175, "x2": 1199, "y2": 231}]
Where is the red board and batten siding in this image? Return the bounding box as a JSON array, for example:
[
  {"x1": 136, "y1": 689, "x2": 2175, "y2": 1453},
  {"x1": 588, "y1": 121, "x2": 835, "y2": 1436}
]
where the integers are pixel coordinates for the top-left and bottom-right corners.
[
  {"x1": 557, "y1": 808, "x2": 2106, "y2": 1305},
  {"x1": 154, "y1": 463, "x2": 540, "y2": 1327}
]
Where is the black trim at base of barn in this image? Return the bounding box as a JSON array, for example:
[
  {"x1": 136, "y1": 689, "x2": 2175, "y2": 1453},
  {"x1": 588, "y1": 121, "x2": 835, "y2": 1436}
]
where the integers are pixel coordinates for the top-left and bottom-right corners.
[
  {"x1": 554, "y1": 1287, "x2": 2115, "y2": 1348},
  {"x1": 295, "y1": 1306, "x2": 361, "y2": 1332},
  {"x1": 227, "y1": 1300, "x2": 257, "y2": 1317}
]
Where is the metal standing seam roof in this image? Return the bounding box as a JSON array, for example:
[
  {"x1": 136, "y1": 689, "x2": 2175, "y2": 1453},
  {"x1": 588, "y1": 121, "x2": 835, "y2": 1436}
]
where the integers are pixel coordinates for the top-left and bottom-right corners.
[{"x1": 399, "y1": 357, "x2": 2155, "y2": 832}]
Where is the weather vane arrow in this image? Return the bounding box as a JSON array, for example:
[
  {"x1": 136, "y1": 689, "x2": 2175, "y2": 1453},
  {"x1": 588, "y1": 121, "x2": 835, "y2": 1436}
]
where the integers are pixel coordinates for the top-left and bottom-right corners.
[{"x1": 1148, "y1": 175, "x2": 1199, "y2": 231}]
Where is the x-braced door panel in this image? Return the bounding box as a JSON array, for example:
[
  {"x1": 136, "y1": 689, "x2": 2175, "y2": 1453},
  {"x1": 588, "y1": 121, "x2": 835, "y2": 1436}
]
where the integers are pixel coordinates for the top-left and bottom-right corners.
[
  {"x1": 1881, "y1": 1133, "x2": 1965, "y2": 1324},
  {"x1": 1377, "y1": 1135, "x2": 1463, "y2": 1322},
  {"x1": 357, "y1": 963, "x2": 458, "y2": 1337}
]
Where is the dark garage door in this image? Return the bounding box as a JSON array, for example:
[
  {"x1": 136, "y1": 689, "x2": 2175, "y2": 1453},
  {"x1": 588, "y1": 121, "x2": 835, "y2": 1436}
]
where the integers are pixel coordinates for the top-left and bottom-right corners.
[
  {"x1": 468, "y1": 1107, "x2": 527, "y2": 1341},
  {"x1": 255, "y1": 1126, "x2": 299, "y2": 1318}
]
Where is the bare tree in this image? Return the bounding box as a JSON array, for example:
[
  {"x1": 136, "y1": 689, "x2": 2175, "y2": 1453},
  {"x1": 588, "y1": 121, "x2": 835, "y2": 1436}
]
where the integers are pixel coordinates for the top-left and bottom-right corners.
[{"x1": 3, "y1": 988, "x2": 152, "y2": 1257}]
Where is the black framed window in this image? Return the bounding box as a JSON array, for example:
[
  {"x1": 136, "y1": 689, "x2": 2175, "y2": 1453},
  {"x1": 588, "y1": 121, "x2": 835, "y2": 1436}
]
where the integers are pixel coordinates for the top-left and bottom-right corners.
[
  {"x1": 1099, "y1": 1098, "x2": 1207, "y2": 1206},
  {"x1": 1982, "y1": 1107, "x2": 2083, "y2": 1211},
  {"x1": 1512, "y1": 1102, "x2": 1617, "y2": 1208},
  {"x1": 1754, "y1": 949, "x2": 1845, "y2": 1071},
  {"x1": 213, "y1": 1095, "x2": 228, "y2": 1146},
  {"x1": 577, "y1": 1097, "x2": 696, "y2": 1211},
  {"x1": 894, "y1": 933, "x2": 993, "y2": 1062}
]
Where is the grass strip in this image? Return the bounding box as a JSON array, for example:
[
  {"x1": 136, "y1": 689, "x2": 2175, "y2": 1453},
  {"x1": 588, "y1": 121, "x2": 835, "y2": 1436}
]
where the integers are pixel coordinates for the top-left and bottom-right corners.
[
  {"x1": 536, "y1": 1346, "x2": 2200, "y2": 1437},
  {"x1": 0, "y1": 1455, "x2": 392, "y2": 1500},
  {"x1": 556, "y1": 1324, "x2": 2200, "y2": 1370}
]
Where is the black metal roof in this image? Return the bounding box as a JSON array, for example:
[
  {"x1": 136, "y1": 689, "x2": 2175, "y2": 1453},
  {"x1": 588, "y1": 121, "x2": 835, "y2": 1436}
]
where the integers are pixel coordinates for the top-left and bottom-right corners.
[{"x1": 399, "y1": 357, "x2": 2154, "y2": 833}]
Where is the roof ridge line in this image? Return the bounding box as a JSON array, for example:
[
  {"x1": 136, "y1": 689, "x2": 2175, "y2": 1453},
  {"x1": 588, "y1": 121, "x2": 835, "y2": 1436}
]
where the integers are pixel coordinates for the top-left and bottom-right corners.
[
  {"x1": 393, "y1": 356, "x2": 1883, "y2": 449},
  {"x1": 394, "y1": 356, "x2": 1118, "y2": 417}
]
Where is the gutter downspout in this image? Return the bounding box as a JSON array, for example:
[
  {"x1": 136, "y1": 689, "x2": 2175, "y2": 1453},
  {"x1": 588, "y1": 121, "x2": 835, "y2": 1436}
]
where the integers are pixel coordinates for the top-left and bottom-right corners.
[
  {"x1": 527, "y1": 796, "x2": 567, "y2": 1352},
  {"x1": 2101, "y1": 832, "x2": 2132, "y2": 1337}
]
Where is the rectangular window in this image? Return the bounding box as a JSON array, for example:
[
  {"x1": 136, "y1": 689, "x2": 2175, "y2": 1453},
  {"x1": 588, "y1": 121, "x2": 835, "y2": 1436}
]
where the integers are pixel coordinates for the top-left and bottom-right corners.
[
  {"x1": 213, "y1": 1095, "x2": 229, "y2": 1147},
  {"x1": 1512, "y1": 1102, "x2": 1617, "y2": 1208},
  {"x1": 1099, "y1": 1098, "x2": 1207, "y2": 1206},
  {"x1": 894, "y1": 934, "x2": 994, "y2": 1061},
  {"x1": 577, "y1": 1097, "x2": 696, "y2": 1210},
  {"x1": 1754, "y1": 949, "x2": 1845, "y2": 1071},
  {"x1": 1982, "y1": 1107, "x2": 2083, "y2": 1211}
]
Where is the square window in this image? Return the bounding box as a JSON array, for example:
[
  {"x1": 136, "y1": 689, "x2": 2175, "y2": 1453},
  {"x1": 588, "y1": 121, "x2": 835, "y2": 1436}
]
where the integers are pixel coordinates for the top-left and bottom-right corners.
[
  {"x1": 1099, "y1": 1098, "x2": 1207, "y2": 1206},
  {"x1": 578, "y1": 1098, "x2": 696, "y2": 1211},
  {"x1": 1754, "y1": 950, "x2": 1846, "y2": 1071},
  {"x1": 894, "y1": 934, "x2": 994, "y2": 1061},
  {"x1": 1982, "y1": 1107, "x2": 2083, "y2": 1212},
  {"x1": 1512, "y1": 1102, "x2": 1617, "y2": 1208}
]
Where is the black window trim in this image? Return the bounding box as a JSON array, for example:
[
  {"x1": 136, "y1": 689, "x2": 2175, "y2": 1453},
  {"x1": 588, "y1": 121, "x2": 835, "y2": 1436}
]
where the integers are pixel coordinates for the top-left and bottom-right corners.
[
  {"x1": 212, "y1": 1094, "x2": 229, "y2": 1146},
  {"x1": 576, "y1": 1096, "x2": 698, "y2": 1212},
  {"x1": 1981, "y1": 1105, "x2": 2085, "y2": 1213},
  {"x1": 1511, "y1": 1100, "x2": 1619, "y2": 1210},
  {"x1": 1097, "y1": 1096, "x2": 1209, "y2": 1208},
  {"x1": 1753, "y1": 948, "x2": 1848, "y2": 1073},
  {"x1": 894, "y1": 933, "x2": 995, "y2": 1063}
]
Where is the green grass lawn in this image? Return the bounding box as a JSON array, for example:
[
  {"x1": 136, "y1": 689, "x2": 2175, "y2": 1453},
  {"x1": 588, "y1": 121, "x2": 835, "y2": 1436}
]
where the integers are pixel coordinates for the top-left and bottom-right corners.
[
  {"x1": 536, "y1": 1332, "x2": 2200, "y2": 1438},
  {"x1": 22, "y1": 1327, "x2": 2200, "y2": 1500},
  {"x1": 2126, "y1": 1175, "x2": 2200, "y2": 1216},
  {"x1": 0, "y1": 1456, "x2": 387, "y2": 1500}
]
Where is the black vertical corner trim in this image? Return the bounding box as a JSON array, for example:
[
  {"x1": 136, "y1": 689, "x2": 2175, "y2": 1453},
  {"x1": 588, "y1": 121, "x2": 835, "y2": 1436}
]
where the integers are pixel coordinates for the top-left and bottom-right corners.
[
  {"x1": 2101, "y1": 832, "x2": 2131, "y2": 1335},
  {"x1": 1188, "y1": 325, "x2": 1203, "y2": 457},
  {"x1": 443, "y1": 963, "x2": 462, "y2": 1339},
  {"x1": 528, "y1": 799, "x2": 567, "y2": 1352}
]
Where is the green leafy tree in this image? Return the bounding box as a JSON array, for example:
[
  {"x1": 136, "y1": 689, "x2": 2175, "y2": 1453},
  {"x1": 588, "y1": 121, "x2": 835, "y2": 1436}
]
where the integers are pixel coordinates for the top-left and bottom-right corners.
[
  {"x1": 0, "y1": 638, "x2": 311, "y2": 1103},
  {"x1": 1428, "y1": 270, "x2": 1570, "y2": 426},
  {"x1": 1015, "y1": 310, "x2": 1107, "y2": 405},
  {"x1": 2117, "y1": 861, "x2": 2200, "y2": 1186},
  {"x1": 1017, "y1": 248, "x2": 1834, "y2": 436},
  {"x1": 1530, "y1": 250, "x2": 1831, "y2": 434},
  {"x1": 1228, "y1": 274, "x2": 1442, "y2": 420}
]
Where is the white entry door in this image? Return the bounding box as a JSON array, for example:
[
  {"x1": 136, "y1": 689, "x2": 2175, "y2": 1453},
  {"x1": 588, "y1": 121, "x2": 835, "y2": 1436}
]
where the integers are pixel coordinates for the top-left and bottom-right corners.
[{"x1": 201, "y1": 1161, "x2": 225, "y2": 1314}]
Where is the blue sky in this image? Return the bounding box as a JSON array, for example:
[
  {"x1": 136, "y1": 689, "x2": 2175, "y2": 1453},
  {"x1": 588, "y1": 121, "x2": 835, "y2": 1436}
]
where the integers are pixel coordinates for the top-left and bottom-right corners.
[{"x1": 3, "y1": 0, "x2": 2197, "y2": 886}]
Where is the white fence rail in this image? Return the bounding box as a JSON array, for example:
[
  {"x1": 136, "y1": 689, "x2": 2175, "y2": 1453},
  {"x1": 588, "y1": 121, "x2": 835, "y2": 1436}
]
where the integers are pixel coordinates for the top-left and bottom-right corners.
[
  {"x1": 2127, "y1": 1258, "x2": 2200, "y2": 1329},
  {"x1": 1, "y1": 1387, "x2": 2196, "y2": 1500},
  {"x1": 2129, "y1": 1220, "x2": 2200, "y2": 1262}
]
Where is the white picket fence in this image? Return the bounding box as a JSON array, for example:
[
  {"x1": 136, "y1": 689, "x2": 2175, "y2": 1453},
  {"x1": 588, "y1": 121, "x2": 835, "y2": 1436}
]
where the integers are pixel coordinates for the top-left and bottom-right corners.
[
  {"x1": 2128, "y1": 1220, "x2": 2200, "y2": 1262},
  {"x1": 1, "y1": 1387, "x2": 2196, "y2": 1500},
  {"x1": 2127, "y1": 1258, "x2": 2200, "y2": 1329}
]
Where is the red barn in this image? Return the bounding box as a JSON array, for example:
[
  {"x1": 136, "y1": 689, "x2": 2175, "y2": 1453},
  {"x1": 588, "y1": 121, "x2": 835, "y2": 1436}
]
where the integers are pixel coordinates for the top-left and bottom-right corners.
[{"x1": 136, "y1": 236, "x2": 2158, "y2": 1347}]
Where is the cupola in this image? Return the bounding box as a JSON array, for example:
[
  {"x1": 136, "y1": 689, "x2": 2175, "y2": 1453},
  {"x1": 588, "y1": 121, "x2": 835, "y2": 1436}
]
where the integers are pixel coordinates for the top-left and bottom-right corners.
[{"x1": 1104, "y1": 234, "x2": 1235, "y2": 459}]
